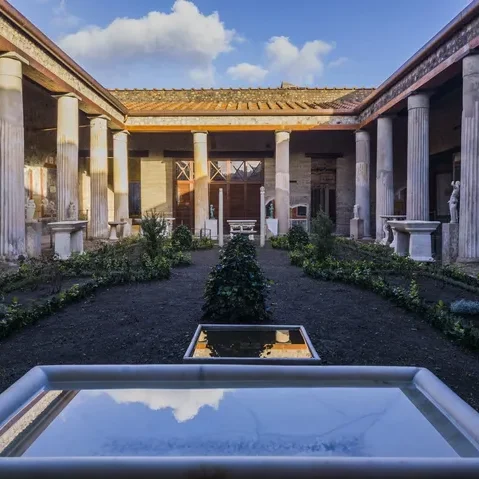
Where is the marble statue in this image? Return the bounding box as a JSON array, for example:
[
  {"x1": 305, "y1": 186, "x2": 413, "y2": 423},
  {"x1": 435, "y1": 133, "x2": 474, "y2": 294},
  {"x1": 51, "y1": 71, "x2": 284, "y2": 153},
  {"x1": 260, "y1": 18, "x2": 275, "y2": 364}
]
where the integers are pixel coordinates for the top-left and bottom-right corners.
[
  {"x1": 209, "y1": 204, "x2": 215, "y2": 220},
  {"x1": 353, "y1": 204, "x2": 360, "y2": 220},
  {"x1": 448, "y1": 181, "x2": 460, "y2": 224},
  {"x1": 25, "y1": 198, "x2": 36, "y2": 221},
  {"x1": 268, "y1": 202, "x2": 274, "y2": 219},
  {"x1": 45, "y1": 199, "x2": 56, "y2": 217},
  {"x1": 67, "y1": 201, "x2": 77, "y2": 220}
]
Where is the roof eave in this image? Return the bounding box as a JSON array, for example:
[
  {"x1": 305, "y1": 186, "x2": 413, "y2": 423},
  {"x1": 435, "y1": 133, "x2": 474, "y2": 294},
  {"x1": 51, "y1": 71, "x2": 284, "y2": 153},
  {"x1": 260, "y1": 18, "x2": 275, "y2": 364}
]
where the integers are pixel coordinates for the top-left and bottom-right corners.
[{"x1": 126, "y1": 109, "x2": 357, "y2": 117}]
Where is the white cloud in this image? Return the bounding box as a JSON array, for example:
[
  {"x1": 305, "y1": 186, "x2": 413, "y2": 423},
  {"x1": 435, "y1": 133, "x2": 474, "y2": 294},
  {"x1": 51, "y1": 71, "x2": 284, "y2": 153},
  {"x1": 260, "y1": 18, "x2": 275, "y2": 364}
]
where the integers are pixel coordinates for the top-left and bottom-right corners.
[
  {"x1": 51, "y1": 0, "x2": 81, "y2": 29},
  {"x1": 58, "y1": 0, "x2": 238, "y2": 86},
  {"x1": 226, "y1": 62, "x2": 268, "y2": 84},
  {"x1": 328, "y1": 56, "x2": 348, "y2": 68},
  {"x1": 94, "y1": 389, "x2": 229, "y2": 423},
  {"x1": 265, "y1": 36, "x2": 334, "y2": 85}
]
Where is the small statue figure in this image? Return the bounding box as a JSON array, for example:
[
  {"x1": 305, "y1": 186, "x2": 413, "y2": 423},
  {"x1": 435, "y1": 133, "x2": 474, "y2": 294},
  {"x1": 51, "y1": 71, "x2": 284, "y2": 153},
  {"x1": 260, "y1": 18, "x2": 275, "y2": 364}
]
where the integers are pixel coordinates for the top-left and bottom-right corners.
[
  {"x1": 46, "y1": 200, "x2": 56, "y2": 217},
  {"x1": 67, "y1": 201, "x2": 77, "y2": 220},
  {"x1": 448, "y1": 181, "x2": 460, "y2": 224},
  {"x1": 268, "y1": 202, "x2": 274, "y2": 219},
  {"x1": 353, "y1": 204, "x2": 360, "y2": 220},
  {"x1": 209, "y1": 204, "x2": 215, "y2": 220},
  {"x1": 25, "y1": 198, "x2": 36, "y2": 221}
]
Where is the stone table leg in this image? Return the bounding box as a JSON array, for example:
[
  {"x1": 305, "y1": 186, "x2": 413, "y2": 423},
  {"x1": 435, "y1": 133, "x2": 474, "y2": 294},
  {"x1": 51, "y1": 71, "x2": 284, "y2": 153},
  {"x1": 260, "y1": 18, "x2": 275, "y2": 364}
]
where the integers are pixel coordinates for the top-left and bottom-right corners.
[
  {"x1": 109, "y1": 224, "x2": 119, "y2": 241},
  {"x1": 54, "y1": 231, "x2": 72, "y2": 259},
  {"x1": 393, "y1": 229, "x2": 409, "y2": 256},
  {"x1": 71, "y1": 229, "x2": 84, "y2": 254}
]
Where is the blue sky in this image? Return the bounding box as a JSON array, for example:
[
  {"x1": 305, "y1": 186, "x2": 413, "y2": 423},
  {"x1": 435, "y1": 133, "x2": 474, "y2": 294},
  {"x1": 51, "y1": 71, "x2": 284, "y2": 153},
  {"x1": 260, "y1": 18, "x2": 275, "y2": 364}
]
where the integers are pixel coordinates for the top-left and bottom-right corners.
[{"x1": 9, "y1": 0, "x2": 472, "y2": 89}]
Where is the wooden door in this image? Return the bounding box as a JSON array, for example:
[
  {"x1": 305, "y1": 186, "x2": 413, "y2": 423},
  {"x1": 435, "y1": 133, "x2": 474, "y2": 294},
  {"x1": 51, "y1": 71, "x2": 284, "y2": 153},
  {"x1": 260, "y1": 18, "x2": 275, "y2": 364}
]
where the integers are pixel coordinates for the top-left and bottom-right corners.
[{"x1": 174, "y1": 160, "x2": 194, "y2": 230}]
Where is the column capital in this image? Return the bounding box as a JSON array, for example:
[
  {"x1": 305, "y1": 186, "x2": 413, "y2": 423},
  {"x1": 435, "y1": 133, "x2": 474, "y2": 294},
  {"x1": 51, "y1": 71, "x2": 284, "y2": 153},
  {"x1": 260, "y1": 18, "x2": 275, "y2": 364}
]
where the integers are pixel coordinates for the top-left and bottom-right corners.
[
  {"x1": 112, "y1": 129, "x2": 130, "y2": 137},
  {"x1": 377, "y1": 114, "x2": 396, "y2": 121},
  {"x1": 0, "y1": 51, "x2": 29, "y2": 66},
  {"x1": 191, "y1": 130, "x2": 208, "y2": 135},
  {"x1": 275, "y1": 129, "x2": 291, "y2": 135},
  {"x1": 53, "y1": 92, "x2": 82, "y2": 101},
  {"x1": 355, "y1": 129, "x2": 370, "y2": 139},
  {"x1": 407, "y1": 91, "x2": 431, "y2": 109},
  {"x1": 463, "y1": 53, "x2": 479, "y2": 77}
]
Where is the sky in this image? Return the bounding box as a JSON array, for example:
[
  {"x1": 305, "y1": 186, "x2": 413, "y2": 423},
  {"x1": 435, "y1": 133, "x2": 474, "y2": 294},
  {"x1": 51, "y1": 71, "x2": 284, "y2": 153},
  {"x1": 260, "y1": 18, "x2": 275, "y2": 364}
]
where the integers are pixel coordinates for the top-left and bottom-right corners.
[{"x1": 8, "y1": 0, "x2": 473, "y2": 89}]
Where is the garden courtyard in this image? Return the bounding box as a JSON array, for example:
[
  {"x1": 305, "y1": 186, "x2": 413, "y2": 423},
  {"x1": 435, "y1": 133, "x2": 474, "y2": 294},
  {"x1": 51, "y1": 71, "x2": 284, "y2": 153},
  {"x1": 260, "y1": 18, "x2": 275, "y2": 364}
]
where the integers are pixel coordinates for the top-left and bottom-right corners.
[{"x1": 0, "y1": 230, "x2": 478, "y2": 411}]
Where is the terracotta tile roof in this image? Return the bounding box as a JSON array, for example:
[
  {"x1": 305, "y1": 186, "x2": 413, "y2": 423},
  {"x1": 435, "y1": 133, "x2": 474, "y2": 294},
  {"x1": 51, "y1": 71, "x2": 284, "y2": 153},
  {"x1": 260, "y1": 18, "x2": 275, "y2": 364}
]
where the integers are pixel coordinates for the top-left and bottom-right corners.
[{"x1": 109, "y1": 87, "x2": 374, "y2": 116}]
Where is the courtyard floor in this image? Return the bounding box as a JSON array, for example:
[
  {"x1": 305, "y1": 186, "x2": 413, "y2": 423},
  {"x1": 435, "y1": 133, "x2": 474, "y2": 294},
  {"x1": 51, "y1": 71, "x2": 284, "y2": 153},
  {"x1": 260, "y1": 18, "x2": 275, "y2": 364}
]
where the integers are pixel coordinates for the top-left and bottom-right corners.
[{"x1": 0, "y1": 247, "x2": 478, "y2": 410}]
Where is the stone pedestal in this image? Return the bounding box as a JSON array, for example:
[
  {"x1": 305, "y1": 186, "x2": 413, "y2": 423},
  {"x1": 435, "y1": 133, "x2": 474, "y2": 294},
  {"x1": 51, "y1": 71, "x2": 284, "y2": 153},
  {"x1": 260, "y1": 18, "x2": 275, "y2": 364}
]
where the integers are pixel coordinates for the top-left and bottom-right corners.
[
  {"x1": 25, "y1": 221, "x2": 42, "y2": 258},
  {"x1": 266, "y1": 218, "x2": 278, "y2": 238},
  {"x1": 275, "y1": 130, "x2": 290, "y2": 235},
  {"x1": 205, "y1": 219, "x2": 218, "y2": 240},
  {"x1": 442, "y1": 223, "x2": 459, "y2": 265},
  {"x1": 108, "y1": 221, "x2": 126, "y2": 241},
  {"x1": 350, "y1": 218, "x2": 364, "y2": 240},
  {"x1": 355, "y1": 130, "x2": 371, "y2": 238},
  {"x1": 49, "y1": 221, "x2": 88, "y2": 259},
  {"x1": 193, "y1": 131, "x2": 208, "y2": 234},
  {"x1": 388, "y1": 220, "x2": 440, "y2": 262}
]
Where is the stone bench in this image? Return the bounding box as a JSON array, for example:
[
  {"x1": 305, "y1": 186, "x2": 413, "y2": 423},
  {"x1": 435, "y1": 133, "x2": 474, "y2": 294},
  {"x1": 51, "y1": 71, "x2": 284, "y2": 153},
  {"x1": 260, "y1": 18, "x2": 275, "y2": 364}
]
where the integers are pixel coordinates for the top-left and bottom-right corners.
[
  {"x1": 387, "y1": 220, "x2": 440, "y2": 262},
  {"x1": 227, "y1": 220, "x2": 257, "y2": 240},
  {"x1": 48, "y1": 221, "x2": 88, "y2": 259}
]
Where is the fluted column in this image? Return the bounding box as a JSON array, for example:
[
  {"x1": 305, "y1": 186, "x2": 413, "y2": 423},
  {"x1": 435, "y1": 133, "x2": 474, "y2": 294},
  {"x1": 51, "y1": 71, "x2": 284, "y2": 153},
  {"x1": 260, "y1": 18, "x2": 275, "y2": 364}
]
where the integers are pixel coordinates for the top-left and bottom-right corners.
[
  {"x1": 0, "y1": 53, "x2": 28, "y2": 258},
  {"x1": 113, "y1": 130, "x2": 129, "y2": 222},
  {"x1": 459, "y1": 55, "x2": 479, "y2": 261},
  {"x1": 89, "y1": 115, "x2": 109, "y2": 238},
  {"x1": 55, "y1": 93, "x2": 79, "y2": 221},
  {"x1": 406, "y1": 93, "x2": 430, "y2": 220},
  {"x1": 355, "y1": 130, "x2": 371, "y2": 237},
  {"x1": 193, "y1": 131, "x2": 208, "y2": 233},
  {"x1": 335, "y1": 155, "x2": 355, "y2": 236},
  {"x1": 275, "y1": 130, "x2": 290, "y2": 235},
  {"x1": 376, "y1": 116, "x2": 394, "y2": 241}
]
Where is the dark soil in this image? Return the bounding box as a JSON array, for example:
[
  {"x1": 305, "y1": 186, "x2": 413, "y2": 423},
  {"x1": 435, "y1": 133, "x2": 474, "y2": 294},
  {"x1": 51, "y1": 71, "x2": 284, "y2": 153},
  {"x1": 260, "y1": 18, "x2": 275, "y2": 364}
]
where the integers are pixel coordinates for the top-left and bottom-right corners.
[{"x1": 0, "y1": 247, "x2": 478, "y2": 412}]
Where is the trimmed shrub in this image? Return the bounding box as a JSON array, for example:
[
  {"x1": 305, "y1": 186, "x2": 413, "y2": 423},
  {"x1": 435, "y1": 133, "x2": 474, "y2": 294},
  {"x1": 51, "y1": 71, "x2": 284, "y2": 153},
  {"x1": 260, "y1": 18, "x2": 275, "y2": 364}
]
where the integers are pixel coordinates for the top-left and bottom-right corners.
[
  {"x1": 191, "y1": 237, "x2": 214, "y2": 250},
  {"x1": 270, "y1": 235, "x2": 289, "y2": 250},
  {"x1": 141, "y1": 211, "x2": 167, "y2": 258},
  {"x1": 287, "y1": 225, "x2": 309, "y2": 250},
  {"x1": 203, "y1": 235, "x2": 270, "y2": 322},
  {"x1": 310, "y1": 210, "x2": 334, "y2": 260},
  {"x1": 172, "y1": 224, "x2": 193, "y2": 251}
]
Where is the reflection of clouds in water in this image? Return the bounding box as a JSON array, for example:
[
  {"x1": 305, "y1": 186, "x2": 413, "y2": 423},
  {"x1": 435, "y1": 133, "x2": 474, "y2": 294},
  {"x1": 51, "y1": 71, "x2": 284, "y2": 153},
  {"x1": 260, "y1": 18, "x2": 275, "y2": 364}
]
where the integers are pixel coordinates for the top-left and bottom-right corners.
[{"x1": 99, "y1": 389, "x2": 229, "y2": 423}]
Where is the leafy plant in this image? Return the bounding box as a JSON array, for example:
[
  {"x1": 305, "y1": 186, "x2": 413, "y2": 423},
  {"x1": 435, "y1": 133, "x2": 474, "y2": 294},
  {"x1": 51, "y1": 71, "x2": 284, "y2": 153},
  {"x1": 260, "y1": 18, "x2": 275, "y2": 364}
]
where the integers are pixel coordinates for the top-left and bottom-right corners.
[
  {"x1": 287, "y1": 225, "x2": 309, "y2": 250},
  {"x1": 141, "y1": 211, "x2": 167, "y2": 258},
  {"x1": 270, "y1": 235, "x2": 289, "y2": 250},
  {"x1": 191, "y1": 236, "x2": 214, "y2": 250},
  {"x1": 172, "y1": 225, "x2": 193, "y2": 251},
  {"x1": 450, "y1": 300, "x2": 479, "y2": 315},
  {"x1": 203, "y1": 236, "x2": 270, "y2": 322},
  {"x1": 310, "y1": 210, "x2": 334, "y2": 260}
]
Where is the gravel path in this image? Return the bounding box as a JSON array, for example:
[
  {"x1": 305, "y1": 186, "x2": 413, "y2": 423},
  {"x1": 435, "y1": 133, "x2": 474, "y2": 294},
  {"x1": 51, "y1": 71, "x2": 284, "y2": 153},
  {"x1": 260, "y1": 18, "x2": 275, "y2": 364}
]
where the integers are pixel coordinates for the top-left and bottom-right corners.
[{"x1": 0, "y1": 247, "x2": 478, "y2": 411}]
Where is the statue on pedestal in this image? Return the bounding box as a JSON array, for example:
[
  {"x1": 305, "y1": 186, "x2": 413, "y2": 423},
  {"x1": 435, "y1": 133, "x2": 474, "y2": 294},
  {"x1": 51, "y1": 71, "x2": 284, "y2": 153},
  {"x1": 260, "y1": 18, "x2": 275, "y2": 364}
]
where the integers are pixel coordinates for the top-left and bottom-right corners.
[
  {"x1": 42, "y1": 198, "x2": 56, "y2": 217},
  {"x1": 25, "y1": 198, "x2": 36, "y2": 222},
  {"x1": 448, "y1": 181, "x2": 460, "y2": 224},
  {"x1": 67, "y1": 201, "x2": 77, "y2": 220},
  {"x1": 209, "y1": 204, "x2": 215, "y2": 220},
  {"x1": 268, "y1": 202, "x2": 274, "y2": 219},
  {"x1": 353, "y1": 204, "x2": 360, "y2": 220}
]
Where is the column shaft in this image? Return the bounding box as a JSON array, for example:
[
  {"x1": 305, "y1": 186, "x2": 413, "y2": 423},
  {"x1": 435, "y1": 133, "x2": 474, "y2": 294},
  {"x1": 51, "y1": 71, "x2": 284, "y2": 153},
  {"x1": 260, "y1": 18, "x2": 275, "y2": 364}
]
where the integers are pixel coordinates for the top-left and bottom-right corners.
[
  {"x1": 376, "y1": 116, "x2": 394, "y2": 241},
  {"x1": 275, "y1": 130, "x2": 290, "y2": 235},
  {"x1": 113, "y1": 130, "x2": 129, "y2": 222},
  {"x1": 406, "y1": 93, "x2": 430, "y2": 221},
  {"x1": 355, "y1": 130, "x2": 371, "y2": 237},
  {"x1": 193, "y1": 131, "x2": 208, "y2": 233},
  {"x1": 459, "y1": 55, "x2": 479, "y2": 261},
  {"x1": 89, "y1": 116, "x2": 109, "y2": 238},
  {"x1": 335, "y1": 155, "x2": 355, "y2": 235},
  {"x1": 56, "y1": 93, "x2": 79, "y2": 221},
  {"x1": 0, "y1": 53, "x2": 27, "y2": 258}
]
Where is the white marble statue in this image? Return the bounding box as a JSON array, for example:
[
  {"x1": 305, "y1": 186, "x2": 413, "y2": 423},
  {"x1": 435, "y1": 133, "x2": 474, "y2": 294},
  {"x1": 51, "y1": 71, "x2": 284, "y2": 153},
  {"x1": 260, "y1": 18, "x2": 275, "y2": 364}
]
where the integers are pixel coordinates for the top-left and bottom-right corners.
[
  {"x1": 25, "y1": 198, "x2": 36, "y2": 221},
  {"x1": 448, "y1": 181, "x2": 460, "y2": 224},
  {"x1": 42, "y1": 198, "x2": 56, "y2": 217},
  {"x1": 67, "y1": 201, "x2": 77, "y2": 220},
  {"x1": 353, "y1": 204, "x2": 360, "y2": 220}
]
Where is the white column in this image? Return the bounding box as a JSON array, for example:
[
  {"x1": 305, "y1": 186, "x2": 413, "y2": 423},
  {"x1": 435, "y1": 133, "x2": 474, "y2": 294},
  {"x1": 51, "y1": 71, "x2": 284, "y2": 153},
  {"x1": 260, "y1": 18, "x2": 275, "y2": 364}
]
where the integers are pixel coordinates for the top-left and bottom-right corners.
[
  {"x1": 89, "y1": 115, "x2": 109, "y2": 239},
  {"x1": 376, "y1": 116, "x2": 394, "y2": 241},
  {"x1": 0, "y1": 53, "x2": 28, "y2": 258},
  {"x1": 407, "y1": 93, "x2": 430, "y2": 220},
  {"x1": 55, "y1": 93, "x2": 80, "y2": 221},
  {"x1": 193, "y1": 131, "x2": 208, "y2": 234},
  {"x1": 355, "y1": 130, "x2": 371, "y2": 237},
  {"x1": 459, "y1": 55, "x2": 479, "y2": 261},
  {"x1": 275, "y1": 130, "x2": 290, "y2": 235},
  {"x1": 113, "y1": 130, "x2": 129, "y2": 222},
  {"x1": 260, "y1": 186, "x2": 266, "y2": 247},
  {"x1": 335, "y1": 155, "x2": 355, "y2": 236},
  {"x1": 218, "y1": 187, "x2": 224, "y2": 247}
]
